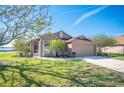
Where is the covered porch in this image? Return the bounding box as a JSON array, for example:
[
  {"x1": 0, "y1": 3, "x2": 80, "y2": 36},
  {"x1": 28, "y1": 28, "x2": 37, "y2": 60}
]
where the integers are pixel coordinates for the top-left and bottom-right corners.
[
  {"x1": 30, "y1": 39, "x2": 69, "y2": 57},
  {"x1": 30, "y1": 34, "x2": 58, "y2": 57},
  {"x1": 30, "y1": 39, "x2": 55, "y2": 57}
]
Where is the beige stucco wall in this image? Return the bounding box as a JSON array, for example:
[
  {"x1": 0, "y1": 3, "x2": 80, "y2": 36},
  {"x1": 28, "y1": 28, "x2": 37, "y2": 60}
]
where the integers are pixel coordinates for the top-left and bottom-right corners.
[
  {"x1": 70, "y1": 39, "x2": 96, "y2": 56},
  {"x1": 67, "y1": 43, "x2": 72, "y2": 48},
  {"x1": 30, "y1": 42, "x2": 34, "y2": 56},
  {"x1": 104, "y1": 46, "x2": 124, "y2": 54}
]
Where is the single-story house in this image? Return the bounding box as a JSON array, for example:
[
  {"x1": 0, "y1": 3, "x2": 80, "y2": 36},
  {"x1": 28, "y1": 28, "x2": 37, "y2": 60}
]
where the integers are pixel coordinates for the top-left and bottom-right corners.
[
  {"x1": 104, "y1": 35, "x2": 124, "y2": 54},
  {"x1": 29, "y1": 31, "x2": 96, "y2": 57}
]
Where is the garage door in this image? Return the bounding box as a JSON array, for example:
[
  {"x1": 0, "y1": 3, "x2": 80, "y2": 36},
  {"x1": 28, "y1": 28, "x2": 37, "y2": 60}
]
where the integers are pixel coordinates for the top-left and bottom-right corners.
[{"x1": 72, "y1": 44, "x2": 95, "y2": 56}]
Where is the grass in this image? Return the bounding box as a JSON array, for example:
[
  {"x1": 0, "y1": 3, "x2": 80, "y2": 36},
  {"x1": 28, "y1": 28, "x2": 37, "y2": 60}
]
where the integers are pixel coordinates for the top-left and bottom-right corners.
[
  {"x1": 0, "y1": 53, "x2": 124, "y2": 87},
  {"x1": 109, "y1": 53, "x2": 124, "y2": 60}
]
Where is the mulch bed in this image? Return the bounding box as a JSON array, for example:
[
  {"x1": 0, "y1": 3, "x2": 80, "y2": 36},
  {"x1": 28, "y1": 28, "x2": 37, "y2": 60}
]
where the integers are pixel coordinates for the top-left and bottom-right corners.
[{"x1": 12, "y1": 55, "x2": 33, "y2": 58}]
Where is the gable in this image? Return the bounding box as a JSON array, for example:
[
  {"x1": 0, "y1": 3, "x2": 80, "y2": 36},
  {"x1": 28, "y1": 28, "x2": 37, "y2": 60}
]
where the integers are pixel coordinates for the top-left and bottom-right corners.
[
  {"x1": 71, "y1": 39, "x2": 95, "y2": 45},
  {"x1": 53, "y1": 31, "x2": 72, "y2": 40},
  {"x1": 66, "y1": 35, "x2": 94, "y2": 44}
]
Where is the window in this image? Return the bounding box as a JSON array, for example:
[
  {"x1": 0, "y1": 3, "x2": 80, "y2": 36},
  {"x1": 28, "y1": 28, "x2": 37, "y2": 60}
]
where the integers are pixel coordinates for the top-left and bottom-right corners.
[
  {"x1": 59, "y1": 32, "x2": 63, "y2": 38},
  {"x1": 44, "y1": 40, "x2": 50, "y2": 46}
]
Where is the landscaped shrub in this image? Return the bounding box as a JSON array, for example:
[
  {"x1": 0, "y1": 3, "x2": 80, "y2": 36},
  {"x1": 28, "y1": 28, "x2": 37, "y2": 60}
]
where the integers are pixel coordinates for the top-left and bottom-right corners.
[
  {"x1": 13, "y1": 39, "x2": 31, "y2": 57},
  {"x1": 49, "y1": 39, "x2": 66, "y2": 57}
]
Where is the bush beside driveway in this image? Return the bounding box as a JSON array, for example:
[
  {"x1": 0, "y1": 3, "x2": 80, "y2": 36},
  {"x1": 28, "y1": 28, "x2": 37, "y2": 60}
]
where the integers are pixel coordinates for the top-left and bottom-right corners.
[{"x1": 0, "y1": 53, "x2": 124, "y2": 87}]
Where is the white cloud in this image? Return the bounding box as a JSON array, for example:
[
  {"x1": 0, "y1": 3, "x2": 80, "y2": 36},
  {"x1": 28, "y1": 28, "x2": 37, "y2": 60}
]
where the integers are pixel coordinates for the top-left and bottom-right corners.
[
  {"x1": 68, "y1": 6, "x2": 109, "y2": 31},
  {"x1": 57, "y1": 6, "x2": 98, "y2": 16}
]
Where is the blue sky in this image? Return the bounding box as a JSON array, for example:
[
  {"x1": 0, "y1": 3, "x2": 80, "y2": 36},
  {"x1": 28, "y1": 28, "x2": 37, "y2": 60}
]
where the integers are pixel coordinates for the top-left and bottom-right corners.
[
  {"x1": 3, "y1": 5, "x2": 124, "y2": 47},
  {"x1": 50, "y1": 5, "x2": 124, "y2": 37}
]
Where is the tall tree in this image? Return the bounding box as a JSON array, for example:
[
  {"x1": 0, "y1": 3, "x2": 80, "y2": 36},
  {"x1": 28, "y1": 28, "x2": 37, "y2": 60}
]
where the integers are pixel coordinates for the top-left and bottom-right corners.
[
  {"x1": 0, "y1": 5, "x2": 52, "y2": 46},
  {"x1": 91, "y1": 34, "x2": 117, "y2": 54}
]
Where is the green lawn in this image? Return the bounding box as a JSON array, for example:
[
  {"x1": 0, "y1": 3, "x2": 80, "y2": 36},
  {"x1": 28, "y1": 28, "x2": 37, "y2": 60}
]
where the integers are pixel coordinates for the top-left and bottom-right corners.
[
  {"x1": 0, "y1": 53, "x2": 124, "y2": 87},
  {"x1": 110, "y1": 53, "x2": 124, "y2": 60}
]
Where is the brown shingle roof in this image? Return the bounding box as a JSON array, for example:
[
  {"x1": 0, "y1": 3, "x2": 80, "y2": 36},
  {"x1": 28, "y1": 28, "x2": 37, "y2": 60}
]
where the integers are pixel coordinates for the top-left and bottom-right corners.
[
  {"x1": 52, "y1": 31, "x2": 72, "y2": 40},
  {"x1": 28, "y1": 31, "x2": 72, "y2": 43},
  {"x1": 75, "y1": 35, "x2": 92, "y2": 41},
  {"x1": 66, "y1": 35, "x2": 93, "y2": 43},
  {"x1": 29, "y1": 31, "x2": 94, "y2": 44}
]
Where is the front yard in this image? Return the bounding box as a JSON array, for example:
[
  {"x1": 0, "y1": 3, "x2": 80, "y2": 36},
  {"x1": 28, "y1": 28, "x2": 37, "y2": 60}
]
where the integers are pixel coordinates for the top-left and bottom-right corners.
[{"x1": 0, "y1": 53, "x2": 124, "y2": 87}]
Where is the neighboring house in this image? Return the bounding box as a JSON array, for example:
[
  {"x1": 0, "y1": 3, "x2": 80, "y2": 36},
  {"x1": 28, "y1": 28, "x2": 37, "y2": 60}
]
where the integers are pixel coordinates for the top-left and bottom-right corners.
[
  {"x1": 29, "y1": 31, "x2": 96, "y2": 57},
  {"x1": 104, "y1": 35, "x2": 124, "y2": 54}
]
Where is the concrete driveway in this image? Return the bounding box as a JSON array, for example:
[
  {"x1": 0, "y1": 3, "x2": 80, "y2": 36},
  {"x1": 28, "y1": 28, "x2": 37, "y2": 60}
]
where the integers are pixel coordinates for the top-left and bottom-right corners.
[
  {"x1": 36, "y1": 56, "x2": 124, "y2": 73},
  {"x1": 83, "y1": 56, "x2": 124, "y2": 73}
]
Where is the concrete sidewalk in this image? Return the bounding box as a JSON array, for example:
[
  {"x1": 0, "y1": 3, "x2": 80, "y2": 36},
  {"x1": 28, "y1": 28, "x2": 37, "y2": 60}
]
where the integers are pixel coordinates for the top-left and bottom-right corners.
[{"x1": 34, "y1": 56, "x2": 85, "y2": 60}]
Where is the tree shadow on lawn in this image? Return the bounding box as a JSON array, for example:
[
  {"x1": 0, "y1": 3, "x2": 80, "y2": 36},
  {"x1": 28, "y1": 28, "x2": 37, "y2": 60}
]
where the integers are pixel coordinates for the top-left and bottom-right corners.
[
  {"x1": 4, "y1": 64, "x2": 88, "y2": 87},
  {"x1": 0, "y1": 62, "x2": 124, "y2": 87},
  {"x1": 0, "y1": 64, "x2": 54, "y2": 87}
]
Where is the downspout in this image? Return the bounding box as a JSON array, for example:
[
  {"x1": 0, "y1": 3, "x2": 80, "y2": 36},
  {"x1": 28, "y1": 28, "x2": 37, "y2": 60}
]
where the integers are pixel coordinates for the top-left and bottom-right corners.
[
  {"x1": 95, "y1": 45, "x2": 97, "y2": 56},
  {"x1": 123, "y1": 46, "x2": 124, "y2": 54}
]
